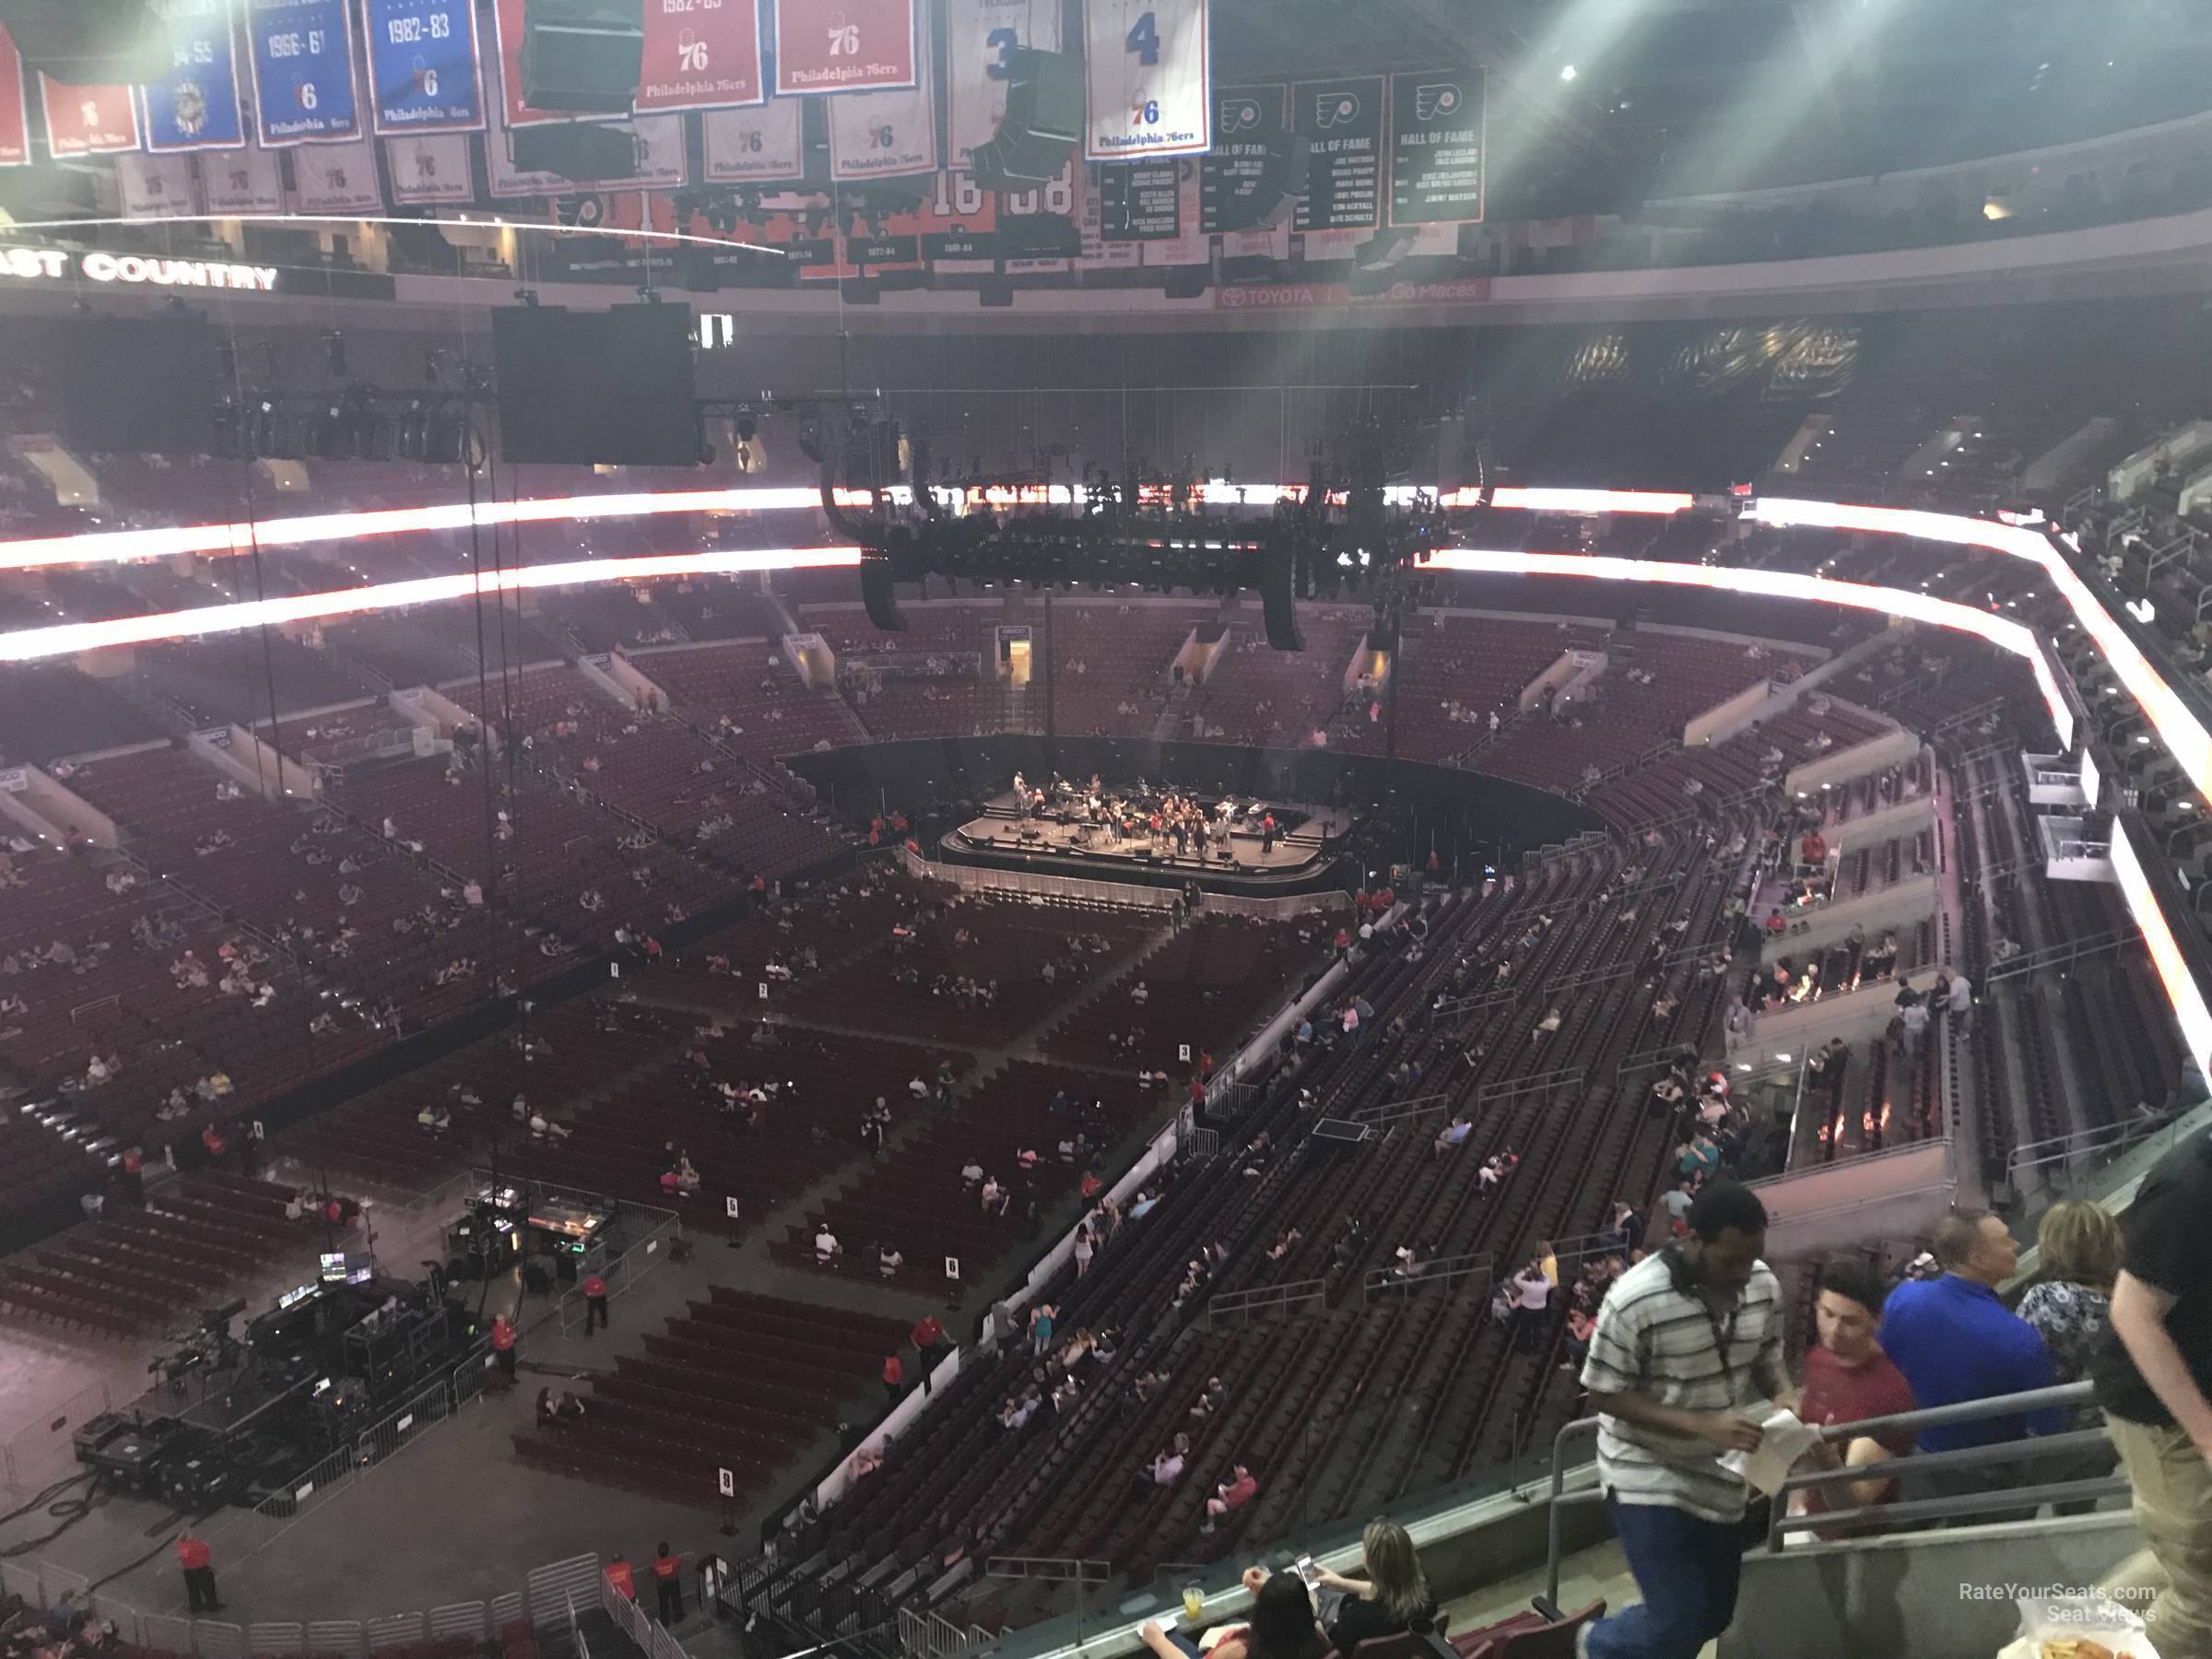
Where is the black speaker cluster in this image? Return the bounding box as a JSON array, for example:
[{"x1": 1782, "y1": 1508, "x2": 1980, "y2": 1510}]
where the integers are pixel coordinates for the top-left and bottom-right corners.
[{"x1": 971, "y1": 49, "x2": 1084, "y2": 190}]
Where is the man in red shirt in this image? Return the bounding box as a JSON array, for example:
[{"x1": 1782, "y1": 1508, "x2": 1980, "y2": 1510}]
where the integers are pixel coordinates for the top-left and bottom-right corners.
[
  {"x1": 606, "y1": 1556, "x2": 636, "y2": 1601},
  {"x1": 176, "y1": 1525, "x2": 219, "y2": 1612},
  {"x1": 882, "y1": 1352, "x2": 905, "y2": 1406},
  {"x1": 582, "y1": 1272, "x2": 609, "y2": 1335},
  {"x1": 490, "y1": 1314, "x2": 518, "y2": 1382},
  {"x1": 911, "y1": 1314, "x2": 946, "y2": 1388},
  {"x1": 650, "y1": 1543, "x2": 684, "y2": 1625},
  {"x1": 1800, "y1": 830, "x2": 1829, "y2": 870},
  {"x1": 1201, "y1": 1462, "x2": 1258, "y2": 1534},
  {"x1": 1796, "y1": 1258, "x2": 1916, "y2": 1538}
]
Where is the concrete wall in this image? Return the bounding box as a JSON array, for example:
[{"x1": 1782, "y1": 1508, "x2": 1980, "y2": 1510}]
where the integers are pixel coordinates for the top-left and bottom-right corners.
[
  {"x1": 1685, "y1": 678, "x2": 1774, "y2": 747},
  {"x1": 1723, "y1": 1512, "x2": 2143, "y2": 1659},
  {"x1": 394, "y1": 684, "x2": 473, "y2": 734},
  {"x1": 1729, "y1": 979, "x2": 1913, "y2": 1076},
  {"x1": 1759, "y1": 877, "x2": 1937, "y2": 965},
  {"x1": 1753, "y1": 1140, "x2": 1957, "y2": 1260},
  {"x1": 190, "y1": 724, "x2": 315, "y2": 801},
  {"x1": 0, "y1": 764, "x2": 120, "y2": 848},
  {"x1": 2024, "y1": 416, "x2": 2120, "y2": 495},
  {"x1": 1823, "y1": 794, "x2": 1936, "y2": 859},
  {"x1": 1785, "y1": 729, "x2": 1924, "y2": 798}
]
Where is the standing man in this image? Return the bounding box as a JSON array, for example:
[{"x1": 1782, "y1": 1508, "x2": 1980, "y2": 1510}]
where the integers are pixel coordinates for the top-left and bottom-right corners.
[
  {"x1": 651, "y1": 1543, "x2": 685, "y2": 1625},
  {"x1": 490, "y1": 1313, "x2": 518, "y2": 1384},
  {"x1": 1510, "y1": 1260, "x2": 1552, "y2": 1352},
  {"x1": 882, "y1": 1351, "x2": 905, "y2": 1406},
  {"x1": 2099, "y1": 1133, "x2": 2212, "y2": 1659},
  {"x1": 582, "y1": 1270, "x2": 609, "y2": 1335},
  {"x1": 912, "y1": 1312, "x2": 947, "y2": 1390},
  {"x1": 1578, "y1": 1181, "x2": 1785, "y2": 1659},
  {"x1": 1877, "y1": 1208, "x2": 2064, "y2": 1516},
  {"x1": 176, "y1": 1525, "x2": 220, "y2": 1613}
]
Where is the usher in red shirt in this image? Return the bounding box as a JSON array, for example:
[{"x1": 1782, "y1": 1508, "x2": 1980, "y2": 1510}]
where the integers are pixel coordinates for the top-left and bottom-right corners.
[{"x1": 1798, "y1": 1346, "x2": 1916, "y2": 1536}]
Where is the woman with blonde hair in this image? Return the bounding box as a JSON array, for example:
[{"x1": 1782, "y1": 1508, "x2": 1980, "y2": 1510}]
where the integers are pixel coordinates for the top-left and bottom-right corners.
[{"x1": 2016, "y1": 1198, "x2": 2124, "y2": 1512}]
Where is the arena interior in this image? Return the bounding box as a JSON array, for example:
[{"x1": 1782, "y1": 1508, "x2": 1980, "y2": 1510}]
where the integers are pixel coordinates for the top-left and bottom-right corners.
[{"x1": 1, "y1": 3, "x2": 2211, "y2": 1659}]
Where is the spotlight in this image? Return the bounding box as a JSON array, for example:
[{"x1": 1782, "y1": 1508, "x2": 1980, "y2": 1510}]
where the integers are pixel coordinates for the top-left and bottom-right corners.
[{"x1": 1559, "y1": 64, "x2": 1578, "y2": 81}]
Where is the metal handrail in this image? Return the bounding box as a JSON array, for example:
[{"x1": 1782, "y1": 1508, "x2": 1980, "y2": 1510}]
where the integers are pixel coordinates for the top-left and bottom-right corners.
[{"x1": 1545, "y1": 1378, "x2": 2107, "y2": 1606}]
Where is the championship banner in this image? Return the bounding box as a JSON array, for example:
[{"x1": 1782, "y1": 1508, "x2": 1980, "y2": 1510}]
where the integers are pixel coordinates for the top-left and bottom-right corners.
[
  {"x1": 827, "y1": 25, "x2": 935, "y2": 181},
  {"x1": 360, "y1": 0, "x2": 484, "y2": 135},
  {"x1": 118, "y1": 150, "x2": 202, "y2": 217},
  {"x1": 774, "y1": 0, "x2": 915, "y2": 97},
  {"x1": 636, "y1": 0, "x2": 764, "y2": 113},
  {"x1": 43, "y1": 76, "x2": 143, "y2": 157},
  {"x1": 247, "y1": 0, "x2": 359, "y2": 143},
  {"x1": 947, "y1": 0, "x2": 1061, "y2": 172},
  {"x1": 488, "y1": 0, "x2": 554, "y2": 125},
  {"x1": 1294, "y1": 76, "x2": 1380, "y2": 235},
  {"x1": 1387, "y1": 68, "x2": 1484, "y2": 226},
  {"x1": 702, "y1": 98, "x2": 803, "y2": 182},
  {"x1": 0, "y1": 29, "x2": 28, "y2": 167},
  {"x1": 290, "y1": 131, "x2": 381, "y2": 207},
  {"x1": 140, "y1": 0, "x2": 246, "y2": 151},
  {"x1": 1084, "y1": 0, "x2": 1208, "y2": 160},
  {"x1": 204, "y1": 139, "x2": 287, "y2": 211},
  {"x1": 383, "y1": 130, "x2": 471, "y2": 200}
]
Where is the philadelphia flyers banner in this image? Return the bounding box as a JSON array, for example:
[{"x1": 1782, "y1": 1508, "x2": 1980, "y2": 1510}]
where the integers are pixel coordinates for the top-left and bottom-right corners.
[
  {"x1": 774, "y1": 0, "x2": 915, "y2": 96},
  {"x1": 827, "y1": 20, "x2": 935, "y2": 179},
  {"x1": 0, "y1": 28, "x2": 26, "y2": 166}
]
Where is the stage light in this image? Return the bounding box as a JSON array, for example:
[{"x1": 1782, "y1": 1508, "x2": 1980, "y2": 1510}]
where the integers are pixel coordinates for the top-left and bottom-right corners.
[{"x1": 1560, "y1": 65, "x2": 1578, "y2": 81}]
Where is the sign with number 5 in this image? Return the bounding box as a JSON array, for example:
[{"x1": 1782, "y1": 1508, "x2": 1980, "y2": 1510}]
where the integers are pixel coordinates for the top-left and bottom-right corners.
[{"x1": 1085, "y1": 0, "x2": 1208, "y2": 159}]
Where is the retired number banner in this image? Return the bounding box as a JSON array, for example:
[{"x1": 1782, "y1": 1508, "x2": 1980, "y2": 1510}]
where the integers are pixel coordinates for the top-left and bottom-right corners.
[
  {"x1": 0, "y1": 29, "x2": 27, "y2": 167},
  {"x1": 247, "y1": 0, "x2": 362, "y2": 144},
  {"x1": 946, "y1": 0, "x2": 1062, "y2": 171},
  {"x1": 827, "y1": 23, "x2": 935, "y2": 180},
  {"x1": 637, "y1": 0, "x2": 765, "y2": 112},
  {"x1": 142, "y1": 0, "x2": 248, "y2": 152},
  {"x1": 1084, "y1": 0, "x2": 1207, "y2": 160},
  {"x1": 359, "y1": 0, "x2": 484, "y2": 134},
  {"x1": 774, "y1": 0, "x2": 915, "y2": 96}
]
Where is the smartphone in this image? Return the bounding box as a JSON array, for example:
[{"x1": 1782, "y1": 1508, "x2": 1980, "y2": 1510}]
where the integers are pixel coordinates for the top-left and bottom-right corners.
[{"x1": 1294, "y1": 1556, "x2": 1323, "y2": 1590}]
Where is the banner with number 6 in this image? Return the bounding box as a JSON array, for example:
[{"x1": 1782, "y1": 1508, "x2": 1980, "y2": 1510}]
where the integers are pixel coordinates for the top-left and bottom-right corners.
[{"x1": 1084, "y1": 0, "x2": 1208, "y2": 160}]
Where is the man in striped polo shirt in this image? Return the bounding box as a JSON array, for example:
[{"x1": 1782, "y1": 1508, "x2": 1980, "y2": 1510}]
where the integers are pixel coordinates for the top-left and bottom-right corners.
[{"x1": 1578, "y1": 1180, "x2": 1785, "y2": 1659}]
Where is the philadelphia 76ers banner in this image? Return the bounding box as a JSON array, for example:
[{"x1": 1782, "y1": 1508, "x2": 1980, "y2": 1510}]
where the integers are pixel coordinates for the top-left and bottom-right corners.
[{"x1": 1084, "y1": 0, "x2": 1208, "y2": 160}]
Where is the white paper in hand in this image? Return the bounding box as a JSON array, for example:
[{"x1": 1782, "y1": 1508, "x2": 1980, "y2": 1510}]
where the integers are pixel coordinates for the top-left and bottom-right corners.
[{"x1": 1719, "y1": 1406, "x2": 1823, "y2": 1497}]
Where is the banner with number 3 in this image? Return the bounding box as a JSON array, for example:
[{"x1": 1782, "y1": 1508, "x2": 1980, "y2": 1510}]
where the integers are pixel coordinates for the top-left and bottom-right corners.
[{"x1": 1084, "y1": 0, "x2": 1208, "y2": 160}]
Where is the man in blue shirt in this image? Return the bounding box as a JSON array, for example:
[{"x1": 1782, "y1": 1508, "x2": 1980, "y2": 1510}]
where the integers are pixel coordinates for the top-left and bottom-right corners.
[{"x1": 1879, "y1": 1208, "x2": 2065, "y2": 1520}]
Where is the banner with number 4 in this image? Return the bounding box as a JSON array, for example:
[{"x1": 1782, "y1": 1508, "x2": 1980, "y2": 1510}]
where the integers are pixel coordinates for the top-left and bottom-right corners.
[{"x1": 1084, "y1": 0, "x2": 1208, "y2": 160}]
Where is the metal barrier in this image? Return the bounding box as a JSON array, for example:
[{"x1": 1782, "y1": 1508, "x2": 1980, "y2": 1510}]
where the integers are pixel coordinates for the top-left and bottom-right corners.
[
  {"x1": 1362, "y1": 1251, "x2": 1493, "y2": 1303},
  {"x1": 1985, "y1": 925, "x2": 2136, "y2": 983},
  {"x1": 1207, "y1": 1277, "x2": 1328, "y2": 1327},
  {"x1": 599, "y1": 1561, "x2": 696, "y2": 1659},
  {"x1": 0, "y1": 1377, "x2": 115, "y2": 1500},
  {"x1": 895, "y1": 845, "x2": 1347, "y2": 918},
  {"x1": 559, "y1": 1201, "x2": 686, "y2": 1334},
  {"x1": 1477, "y1": 1066, "x2": 1585, "y2": 1108},
  {"x1": 1542, "y1": 1379, "x2": 2123, "y2": 1608},
  {"x1": 194, "y1": 1341, "x2": 493, "y2": 1572},
  {"x1": 1351, "y1": 1088, "x2": 1454, "y2": 1124}
]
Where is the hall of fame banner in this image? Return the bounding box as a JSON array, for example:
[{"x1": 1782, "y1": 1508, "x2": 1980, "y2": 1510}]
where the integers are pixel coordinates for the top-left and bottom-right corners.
[
  {"x1": 946, "y1": 0, "x2": 1061, "y2": 172},
  {"x1": 359, "y1": 0, "x2": 484, "y2": 135},
  {"x1": 246, "y1": 0, "x2": 362, "y2": 144},
  {"x1": 774, "y1": 0, "x2": 916, "y2": 97},
  {"x1": 0, "y1": 29, "x2": 27, "y2": 167},
  {"x1": 701, "y1": 98, "x2": 803, "y2": 182},
  {"x1": 827, "y1": 22, "x2": 936, "y2": 180},
  {"x1": 141, "y1": 0, "x2": 248, "y2": 152},
  {"x1": 1084, "y1": 0, "x2": 1209, "y2": 160}
]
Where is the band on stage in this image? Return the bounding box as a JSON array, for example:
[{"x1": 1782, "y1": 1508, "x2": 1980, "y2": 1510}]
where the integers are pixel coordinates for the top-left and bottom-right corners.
[{"x1": 1009, "y1": 771, "x2": 1282, "y2": 858}]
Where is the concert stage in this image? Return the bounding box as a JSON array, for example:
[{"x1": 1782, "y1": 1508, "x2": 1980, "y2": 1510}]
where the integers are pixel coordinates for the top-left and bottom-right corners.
[{"x1": 941, "y1": 782, "x2": 1358, "y2": 896}]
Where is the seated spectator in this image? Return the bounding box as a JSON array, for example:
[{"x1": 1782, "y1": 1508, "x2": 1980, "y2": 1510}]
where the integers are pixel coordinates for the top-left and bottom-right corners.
[
  {"x1": 1271, "y1": 1519, "x2": 1435, "y2": 1652},
  {"x1": 1140, "y1": 1569, "x2": 1328, "y2": 1659},
  {"x1": 1138, "y1": 1434, "x2": 1190, "y2": 1496},
  {"x1": 1432, "y1": 1114, "x2": 1472, "y2": 1158},
  {"x1": 814, "y1": 1226, "x2": 842, "y2": 1266},
  {"x1": 1201, "y1": 1462, "x2": 1259, "y2": 1533}
]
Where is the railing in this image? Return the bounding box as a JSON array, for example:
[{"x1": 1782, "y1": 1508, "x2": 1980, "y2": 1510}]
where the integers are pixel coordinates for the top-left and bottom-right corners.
[
  {"x1": 600, "y1": 1560, "x2": 698, "y2": 1659},
  {"x1": 194, "y1": 1340, "x2": 494, "y2": 1571},
  {"x1": 1362, "y1": 1250, "x2": 1493, "y2": 1303},
  {"x1": 1477, "y1": 1065, "x2": 1585, "y2": 1108},
  {"x1": 1350, "y1": 1087, "x2": 1454, "y2": 1124},
  {"x1": 1984, "y1": 924, "x2": 2136, "y2": 982},
  {"x1": 0, "y1": 1378, "x2": 114, "y2": 1500},
  {"x1": 896, "y1": 844, "x2": 1348, "y2": 918},
  {"x1": 1207, "y1": 1277, "x2": 1329, "y2": 1327},
  {"x1": 2004, "y1": 1112, "x2": 2191, "y2": 1182},
  {"x1": 0, "y1": 1549, "x2": 591, "y2": 1659},
  {"x1": 1543, "y1": 1379, "x2": 2120, "y2": 1608},
  {"x1": 558, "y1": 1201, "x2": 686, "y2": 1334},
  {"x1": 1523, "y1": 830, "x2": 1611, "y2": 869}
]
